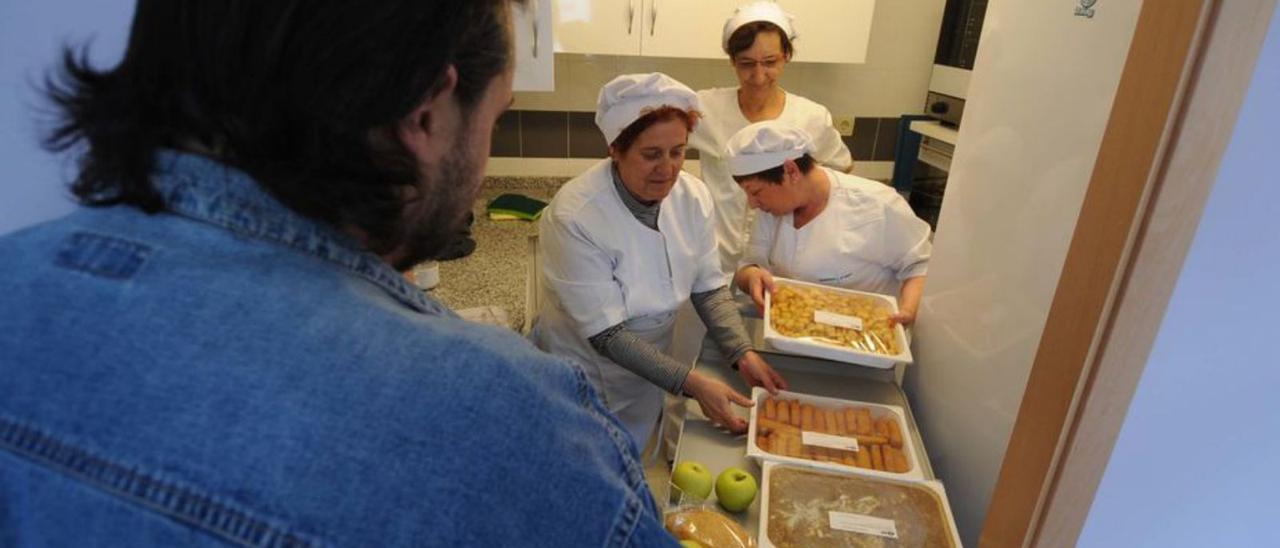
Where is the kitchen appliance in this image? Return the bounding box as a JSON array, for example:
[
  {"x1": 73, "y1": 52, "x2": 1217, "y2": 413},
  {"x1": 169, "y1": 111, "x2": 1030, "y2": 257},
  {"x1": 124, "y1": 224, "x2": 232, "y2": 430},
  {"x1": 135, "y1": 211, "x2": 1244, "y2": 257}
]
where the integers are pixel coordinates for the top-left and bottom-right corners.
[
  {"x1": 892, "y1": 106, "x2": 961, "y2": 231},
  {"x1": 934, "y1": 0, "x2": 989, "y2": 71},
  {"x1": 891, "y1": 0, "x2": 986, "y2": 231},
  {"x1": 926, "y1": 91, "x2": 965, "y2": 128},
  {"x1": 928, "y1": 0, "x2": 988, "y2": 101}
]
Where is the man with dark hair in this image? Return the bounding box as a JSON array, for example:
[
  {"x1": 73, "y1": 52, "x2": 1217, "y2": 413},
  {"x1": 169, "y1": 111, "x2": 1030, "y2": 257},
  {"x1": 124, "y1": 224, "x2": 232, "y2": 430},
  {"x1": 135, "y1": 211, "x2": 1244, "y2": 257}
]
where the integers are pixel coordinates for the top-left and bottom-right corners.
[{"x1": 0, "y1": 1, "x2": 676, "y2": 545}]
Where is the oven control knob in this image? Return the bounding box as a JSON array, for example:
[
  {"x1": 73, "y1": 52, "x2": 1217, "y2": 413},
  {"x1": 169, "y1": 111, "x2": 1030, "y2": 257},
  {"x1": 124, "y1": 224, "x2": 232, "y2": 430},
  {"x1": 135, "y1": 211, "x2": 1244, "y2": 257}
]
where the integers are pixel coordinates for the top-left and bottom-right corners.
[{"x1": 930, "y1": 101, "x2": 950, "y2": 115}]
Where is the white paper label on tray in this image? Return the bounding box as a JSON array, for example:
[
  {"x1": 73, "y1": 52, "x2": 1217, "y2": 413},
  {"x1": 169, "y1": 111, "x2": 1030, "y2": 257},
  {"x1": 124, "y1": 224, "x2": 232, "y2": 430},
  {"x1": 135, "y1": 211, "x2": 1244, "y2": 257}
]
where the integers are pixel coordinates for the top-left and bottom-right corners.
[
  {"x1": 829, "y1": 511, "x2": 899, "y2": 539},
  {"x1": 801, "y1": 431, "x2": 860, "y2": 452},
  {"x1": 813, "y1": 310, "x2": 863, "y2": 331}
]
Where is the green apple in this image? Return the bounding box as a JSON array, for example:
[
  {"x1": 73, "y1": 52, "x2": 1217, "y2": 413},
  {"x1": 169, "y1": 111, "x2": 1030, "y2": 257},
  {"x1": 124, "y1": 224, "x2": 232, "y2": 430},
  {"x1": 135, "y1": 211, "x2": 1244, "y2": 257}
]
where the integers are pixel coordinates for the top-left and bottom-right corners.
[
  {"x1": 671, "y1": 460, "x2": 714, "y2": 500},
  {"x1": 715, "y1": 467, "x2": 758, "y2": 513},
  {"x1": 678, "y1": 541, "x2": 705, "y2": 548}
]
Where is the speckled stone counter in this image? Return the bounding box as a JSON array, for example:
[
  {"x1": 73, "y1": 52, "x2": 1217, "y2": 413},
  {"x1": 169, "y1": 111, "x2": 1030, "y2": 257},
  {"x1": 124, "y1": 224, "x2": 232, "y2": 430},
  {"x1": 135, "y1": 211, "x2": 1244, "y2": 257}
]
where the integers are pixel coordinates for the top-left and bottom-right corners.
[{"x1": 411, "y1": 176, "x2": 567, "y2": 331}]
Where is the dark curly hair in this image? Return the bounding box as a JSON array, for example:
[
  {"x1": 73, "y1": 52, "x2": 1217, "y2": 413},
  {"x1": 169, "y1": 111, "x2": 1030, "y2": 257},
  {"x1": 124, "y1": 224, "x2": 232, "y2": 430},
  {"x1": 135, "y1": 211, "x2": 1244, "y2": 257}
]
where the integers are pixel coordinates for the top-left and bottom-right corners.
[{"x1": 43, "y1": 0, "x2": 519, "y2": 256}]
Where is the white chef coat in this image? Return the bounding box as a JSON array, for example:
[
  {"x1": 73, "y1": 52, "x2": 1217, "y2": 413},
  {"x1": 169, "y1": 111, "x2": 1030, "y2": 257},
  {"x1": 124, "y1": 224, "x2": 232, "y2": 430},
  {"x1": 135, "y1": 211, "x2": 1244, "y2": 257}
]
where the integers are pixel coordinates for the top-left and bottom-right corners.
[
  {"x1": 530, "y1": 159, "x2": 728, "y2": 450},
  {"x1": 741, "y1": 168, "x2": 931, "y2": 297},
  {"x1": 690, "y1": 87, "x2": 854, "y2": 274}
]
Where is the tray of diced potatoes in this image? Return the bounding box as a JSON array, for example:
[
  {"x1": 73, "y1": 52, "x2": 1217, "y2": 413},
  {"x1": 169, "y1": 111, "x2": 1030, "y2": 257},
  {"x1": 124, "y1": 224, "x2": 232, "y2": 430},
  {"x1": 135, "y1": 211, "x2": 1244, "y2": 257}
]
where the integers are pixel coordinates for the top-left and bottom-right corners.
[
  {"x1": 746, "y1": 388, "x2": 925, "y2": 481},
  {"x1": 763, "y1": 277, "x2": 912, "y2": 368}
]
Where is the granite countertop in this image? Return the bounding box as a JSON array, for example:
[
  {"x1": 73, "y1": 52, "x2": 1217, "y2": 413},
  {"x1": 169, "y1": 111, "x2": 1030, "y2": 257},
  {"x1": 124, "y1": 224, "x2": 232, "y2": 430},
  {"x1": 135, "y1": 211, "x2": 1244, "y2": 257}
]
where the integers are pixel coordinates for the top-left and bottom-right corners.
[{"x1": 411, "y1": 176, "x2": 567, "y2": 331}]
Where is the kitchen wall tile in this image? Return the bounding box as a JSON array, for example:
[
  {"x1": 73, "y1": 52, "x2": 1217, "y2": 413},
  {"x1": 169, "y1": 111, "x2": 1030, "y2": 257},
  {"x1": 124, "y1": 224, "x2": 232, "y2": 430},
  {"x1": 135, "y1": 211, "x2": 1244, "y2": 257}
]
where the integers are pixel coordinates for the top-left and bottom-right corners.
[
  {"x1": 512, "y1": 55, "x2": 576, "y2": 111},
  {"x1": 873, "y1": 116, "x2": 901, "y2": 161},
  {"x1": 490, "y1": 110, "x2": 521, "y2": 157},
  {"x1": 656, "y1": 58, "x2": 737, "y2": 92},
  {"x1": 521, "y1": 111, "x2": 569, "y2": 158},
  {"x1": 849, "y1": 117, "x2": 879, "y2": 161},
  {"x1": 568, "y1": 111, "x2": 608, "y2": 158},
  {"x1": 564, "y1": 54, "x2": 620, "y2": 109}
]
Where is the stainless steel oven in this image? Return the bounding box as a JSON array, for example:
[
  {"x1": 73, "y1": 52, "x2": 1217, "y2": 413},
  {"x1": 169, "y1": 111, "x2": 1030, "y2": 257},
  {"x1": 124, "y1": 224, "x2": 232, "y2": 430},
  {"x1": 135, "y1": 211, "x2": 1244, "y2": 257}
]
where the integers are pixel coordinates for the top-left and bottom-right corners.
[
  {"x1": 904, "y1": 122, "x2": 956, "y2": 231},
  {"x1": 892, "y1": 103, "x2": 962, "y2": 232}
]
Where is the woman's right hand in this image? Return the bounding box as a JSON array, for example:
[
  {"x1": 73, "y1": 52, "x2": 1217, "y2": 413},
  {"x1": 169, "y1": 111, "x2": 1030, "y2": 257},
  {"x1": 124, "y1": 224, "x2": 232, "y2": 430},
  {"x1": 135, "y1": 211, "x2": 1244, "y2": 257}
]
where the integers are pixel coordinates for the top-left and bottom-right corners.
[
  {"x1": 682, "y1": 370, "x2": 754, "y2": 433},
  {"x1": 736, "y1": 265, "x2": 776, "y2": 314}
]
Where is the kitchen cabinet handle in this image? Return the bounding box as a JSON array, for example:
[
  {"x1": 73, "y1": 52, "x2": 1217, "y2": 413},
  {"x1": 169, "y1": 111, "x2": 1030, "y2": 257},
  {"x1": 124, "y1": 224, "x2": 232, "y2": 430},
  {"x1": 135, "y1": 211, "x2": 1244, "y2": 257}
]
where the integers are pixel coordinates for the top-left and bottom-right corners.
[
  {"x1": 650, "y1": 0, "x2": 658, "y2": 36},
  {"x1": 628, "y1": 0, "x2": 635, "y2": 35},
  {"x1": 530, "y1": 0, "x2": 539, "y2": 58}
]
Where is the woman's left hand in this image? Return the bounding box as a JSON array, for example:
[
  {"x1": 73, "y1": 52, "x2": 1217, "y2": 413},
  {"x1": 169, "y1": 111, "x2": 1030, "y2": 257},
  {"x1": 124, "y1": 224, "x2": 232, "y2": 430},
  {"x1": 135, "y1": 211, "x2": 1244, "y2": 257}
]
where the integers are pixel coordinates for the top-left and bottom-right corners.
[
  {"x1": 735, "y1": 351, "x2": 788, "y2": 395},
  {"x1": 891, "y1": 308, "x2": 917, "y2": 327}
]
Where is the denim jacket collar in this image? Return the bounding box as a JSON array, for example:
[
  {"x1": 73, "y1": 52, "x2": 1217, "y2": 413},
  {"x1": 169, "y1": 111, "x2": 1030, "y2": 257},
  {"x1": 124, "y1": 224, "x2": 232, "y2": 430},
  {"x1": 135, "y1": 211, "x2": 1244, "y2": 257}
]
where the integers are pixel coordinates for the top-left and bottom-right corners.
[{"x1": 150, "y1": 150, "x2": 451, "y2": 316}]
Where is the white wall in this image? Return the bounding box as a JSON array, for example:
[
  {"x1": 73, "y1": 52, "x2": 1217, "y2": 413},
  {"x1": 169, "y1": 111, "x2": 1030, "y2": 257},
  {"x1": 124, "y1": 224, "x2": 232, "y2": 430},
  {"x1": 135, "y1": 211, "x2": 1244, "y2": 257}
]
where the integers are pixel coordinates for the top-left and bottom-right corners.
[
  {"x1": 903, "y1": 1, "x2": 1145, "y2": 544},
  {"x1": 516, "y1": 0, "x2": 946, "y2": 121},
  {"x1": 0, "y1": 1, "x2": 134, "y2": 235},
  {"x1": 1078, "y1": 8, "x2": 1280, "y2": 547}
]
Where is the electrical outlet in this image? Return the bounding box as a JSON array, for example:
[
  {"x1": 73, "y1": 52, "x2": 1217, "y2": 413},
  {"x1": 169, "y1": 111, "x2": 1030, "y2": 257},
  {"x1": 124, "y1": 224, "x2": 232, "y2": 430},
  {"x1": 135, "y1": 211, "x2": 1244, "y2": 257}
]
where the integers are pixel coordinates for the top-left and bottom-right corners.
[{"x1": 835, "y1": 115, "x2": 855, "y2": 137}]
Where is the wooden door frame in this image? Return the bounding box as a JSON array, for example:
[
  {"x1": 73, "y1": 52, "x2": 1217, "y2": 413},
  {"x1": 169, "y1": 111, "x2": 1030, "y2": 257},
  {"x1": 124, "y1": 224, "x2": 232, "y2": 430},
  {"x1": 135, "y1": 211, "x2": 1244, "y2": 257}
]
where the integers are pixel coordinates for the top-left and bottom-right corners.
[{"x1": 979, "y1": 1, "x2": 1278, "y2": 546}]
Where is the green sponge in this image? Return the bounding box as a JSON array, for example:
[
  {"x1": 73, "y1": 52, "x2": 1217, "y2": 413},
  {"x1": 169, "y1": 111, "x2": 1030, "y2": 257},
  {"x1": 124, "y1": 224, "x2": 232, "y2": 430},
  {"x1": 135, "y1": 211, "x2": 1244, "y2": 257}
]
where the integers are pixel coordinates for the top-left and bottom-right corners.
[{"x1": 486, "y1": 193, "x2": 549, "y2": 221}]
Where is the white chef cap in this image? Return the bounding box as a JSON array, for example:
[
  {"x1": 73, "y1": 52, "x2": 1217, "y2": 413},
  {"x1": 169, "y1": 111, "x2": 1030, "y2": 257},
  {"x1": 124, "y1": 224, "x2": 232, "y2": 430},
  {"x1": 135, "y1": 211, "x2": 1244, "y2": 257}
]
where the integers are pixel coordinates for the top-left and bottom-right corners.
[
  {"x1": 725, "y1": 121, "x2": 814, "y2": 176},
  {"x1": 594, "y1": 73, "x2": 700, "y2": 146},
  {"x1": 722, "y1": 1, "x2": 798, "y2": 52}
]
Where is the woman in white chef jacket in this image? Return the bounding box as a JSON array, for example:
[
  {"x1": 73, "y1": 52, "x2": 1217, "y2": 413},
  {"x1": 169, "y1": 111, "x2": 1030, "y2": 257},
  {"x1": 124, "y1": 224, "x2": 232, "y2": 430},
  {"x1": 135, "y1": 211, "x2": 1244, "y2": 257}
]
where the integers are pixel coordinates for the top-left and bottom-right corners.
[
  {"x1": 530, "y1": 74, "x2": 788, "y2": 450},
  {"x1": 728, "y1": 121, "x2": 932, "y2": 326},
  {"x1": 690, "y1": 1, "x2": 854, "y2": 274}
]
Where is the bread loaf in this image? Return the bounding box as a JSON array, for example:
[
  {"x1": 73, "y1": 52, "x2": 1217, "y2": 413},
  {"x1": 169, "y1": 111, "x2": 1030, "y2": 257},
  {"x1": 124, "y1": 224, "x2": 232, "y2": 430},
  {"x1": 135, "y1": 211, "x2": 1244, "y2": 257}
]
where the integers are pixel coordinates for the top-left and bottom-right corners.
[{"x1": 665, "y1": 508, "x2": 756, "y2": 548}]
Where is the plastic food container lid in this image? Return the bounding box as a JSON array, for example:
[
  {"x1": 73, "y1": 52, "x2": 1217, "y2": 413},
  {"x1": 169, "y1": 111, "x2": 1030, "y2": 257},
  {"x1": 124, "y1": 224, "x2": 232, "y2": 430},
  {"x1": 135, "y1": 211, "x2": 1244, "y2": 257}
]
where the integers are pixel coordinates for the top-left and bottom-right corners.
[
  {"x1": 763, "y1": 277, "x2": 913, "y2": 368},
  {"x1": 758, "y1": 462, "x2": 962, "y2": 548},
  {"x1": 746, "y1": 387, "x2": 925, "y2": 482}
]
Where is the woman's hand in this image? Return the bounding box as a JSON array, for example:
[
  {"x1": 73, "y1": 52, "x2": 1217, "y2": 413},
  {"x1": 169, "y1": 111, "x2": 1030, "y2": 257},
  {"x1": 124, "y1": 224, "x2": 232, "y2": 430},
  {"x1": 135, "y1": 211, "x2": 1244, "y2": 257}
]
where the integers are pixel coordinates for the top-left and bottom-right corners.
[
  {"x1": 682, "y1": 370, "x2": 754, "y2": 433},
  {"x1": 892, "y1": 276, "x2": 925, "y2": 327},
  {"x1": 735, "y1": 265, "x2": 776, "y2": 314},
  {"x1": 735, "y1": 350, "x2": 788, "y2": 395}
]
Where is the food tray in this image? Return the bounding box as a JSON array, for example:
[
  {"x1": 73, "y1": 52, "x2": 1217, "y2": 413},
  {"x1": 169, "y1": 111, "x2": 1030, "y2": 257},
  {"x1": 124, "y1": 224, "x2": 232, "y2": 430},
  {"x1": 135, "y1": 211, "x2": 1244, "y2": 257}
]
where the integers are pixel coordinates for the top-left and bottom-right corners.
[
  {"x1": 746, "y1": 388, "x2": 924, "y2": 481},
  {"x1": 758, "y1": 462, "x2": 962, "y2": 548},
  {"x1": 763, "y1": 277, "x2": 912, "y2": 368}
]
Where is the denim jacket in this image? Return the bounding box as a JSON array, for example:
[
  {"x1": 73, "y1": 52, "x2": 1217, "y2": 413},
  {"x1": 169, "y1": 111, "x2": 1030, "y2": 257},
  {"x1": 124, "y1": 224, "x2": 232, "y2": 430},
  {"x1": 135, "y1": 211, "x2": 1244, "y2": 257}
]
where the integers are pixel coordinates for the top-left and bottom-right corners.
[{"x1": 0, "y1": 151, "x2": 677, "y2": 547}]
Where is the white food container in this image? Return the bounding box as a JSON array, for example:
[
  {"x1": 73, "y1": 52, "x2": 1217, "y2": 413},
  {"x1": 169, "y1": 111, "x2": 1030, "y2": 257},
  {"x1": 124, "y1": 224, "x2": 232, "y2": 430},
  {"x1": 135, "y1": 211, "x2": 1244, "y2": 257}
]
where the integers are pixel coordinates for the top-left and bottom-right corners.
[
  {"x1": 758, "y1": 462, "x2": 963, "y2": 548},
  {"x1": 746, "y1": 388, "x2": 924, "y2": 481},
  {"x1": 763, "y1": 277, "x2": 912, "y2": 368}
]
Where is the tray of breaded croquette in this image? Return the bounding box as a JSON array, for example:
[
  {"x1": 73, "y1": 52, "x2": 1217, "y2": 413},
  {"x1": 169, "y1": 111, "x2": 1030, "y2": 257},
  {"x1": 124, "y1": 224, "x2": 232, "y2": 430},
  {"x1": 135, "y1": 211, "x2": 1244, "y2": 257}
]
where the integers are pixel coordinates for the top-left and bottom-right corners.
[
  {"x1": 763, "y1": 277, "x2": 912, "y2": 368},
  {"x1": 745, "y1": 387, "x2": 925, "y2": 481}
]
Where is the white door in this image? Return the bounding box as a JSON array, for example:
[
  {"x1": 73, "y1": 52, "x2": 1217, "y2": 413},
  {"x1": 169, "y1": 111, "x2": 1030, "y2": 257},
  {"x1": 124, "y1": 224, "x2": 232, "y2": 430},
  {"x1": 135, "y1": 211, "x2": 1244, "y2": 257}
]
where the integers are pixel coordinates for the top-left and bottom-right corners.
[
  {"x1": 907, "y1": 1, "x2": 1147, "y2": 543},
  {"x1": 512, "y1": 0, "x2": 554, "y2": 91},
  {"x1": 638, "y1": 0, "x2": 741, "y2": 59},
  {"x1": 554, "y1": 0, "x2": 643, "y2": 56},
  {"x1": 777, "y1": 0, "x2": 875, "y2": 63}
]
